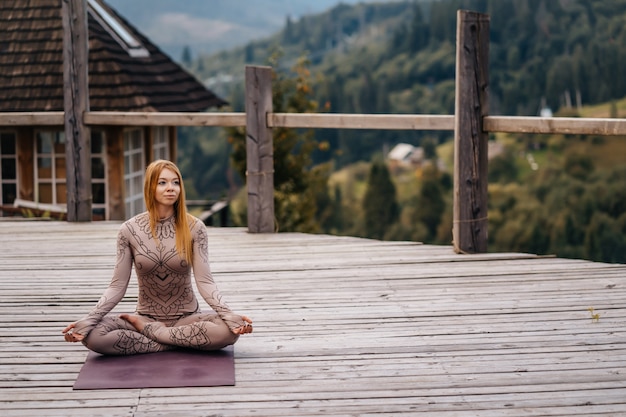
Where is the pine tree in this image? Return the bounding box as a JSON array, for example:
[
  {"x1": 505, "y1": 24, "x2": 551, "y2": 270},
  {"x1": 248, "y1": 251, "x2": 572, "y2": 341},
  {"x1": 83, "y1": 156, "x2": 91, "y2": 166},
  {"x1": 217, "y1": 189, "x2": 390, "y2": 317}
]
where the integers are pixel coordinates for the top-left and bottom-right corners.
[
  {"x1": 181, "y1": 46, "x2": 192, "y2": 68},
  {"x1": 362, "y1": 161, "x2": 399, "y2": 240},
  {"x1": 412, "y1": 176, "x2": 445, "y2": 241}
]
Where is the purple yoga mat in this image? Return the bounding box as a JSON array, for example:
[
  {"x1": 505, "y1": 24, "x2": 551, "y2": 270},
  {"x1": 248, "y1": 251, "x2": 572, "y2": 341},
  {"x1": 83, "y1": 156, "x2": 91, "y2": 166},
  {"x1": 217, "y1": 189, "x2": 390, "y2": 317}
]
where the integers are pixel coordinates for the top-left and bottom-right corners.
[{"x1": 73, "y1": 346, "x2": 235, "y2": 390}]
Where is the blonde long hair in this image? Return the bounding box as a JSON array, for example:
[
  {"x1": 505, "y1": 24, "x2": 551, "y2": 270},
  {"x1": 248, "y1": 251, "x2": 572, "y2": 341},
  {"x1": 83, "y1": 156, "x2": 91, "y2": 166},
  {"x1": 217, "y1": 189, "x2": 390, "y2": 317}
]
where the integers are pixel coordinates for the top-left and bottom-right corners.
[{"x1": 144, "y1": 160, "x2": 193, "y2": 264}]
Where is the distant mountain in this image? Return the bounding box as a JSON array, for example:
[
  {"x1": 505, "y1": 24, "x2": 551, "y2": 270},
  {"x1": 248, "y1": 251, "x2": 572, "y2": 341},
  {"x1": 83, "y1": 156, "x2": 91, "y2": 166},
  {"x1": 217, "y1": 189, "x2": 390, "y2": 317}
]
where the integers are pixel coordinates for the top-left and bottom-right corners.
[{"x1": 105, "y1": 0, "x2": 400, "y2": 61}]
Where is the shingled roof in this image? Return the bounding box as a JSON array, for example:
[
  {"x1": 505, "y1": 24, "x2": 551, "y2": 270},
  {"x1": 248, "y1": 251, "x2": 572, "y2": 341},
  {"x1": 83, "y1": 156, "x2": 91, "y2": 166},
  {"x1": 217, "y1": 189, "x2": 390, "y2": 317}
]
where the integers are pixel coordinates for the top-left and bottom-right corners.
[{"x1": 0, "y1": 0, "x2": 226, "y2": 112}]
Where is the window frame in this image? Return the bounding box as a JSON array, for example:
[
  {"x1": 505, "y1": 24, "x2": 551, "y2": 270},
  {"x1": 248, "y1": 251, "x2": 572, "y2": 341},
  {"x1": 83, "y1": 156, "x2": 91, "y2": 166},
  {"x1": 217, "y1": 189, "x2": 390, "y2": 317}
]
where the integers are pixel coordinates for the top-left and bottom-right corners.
[
  {"x1": 34, "y1": 130, "x2": 66, "y2": 207},
  {"x1": 123, "y1": 128, "x2": 146, "y2": 218},
  {"x1": 91, "y1": 129, "x2": 108, "y2": 219},
  {"x1": 0, "y1": 131, "x2": 18, "y2": 207},
  {"x1": 152, "y1": 126, "x2": 170, "y2": 161}
]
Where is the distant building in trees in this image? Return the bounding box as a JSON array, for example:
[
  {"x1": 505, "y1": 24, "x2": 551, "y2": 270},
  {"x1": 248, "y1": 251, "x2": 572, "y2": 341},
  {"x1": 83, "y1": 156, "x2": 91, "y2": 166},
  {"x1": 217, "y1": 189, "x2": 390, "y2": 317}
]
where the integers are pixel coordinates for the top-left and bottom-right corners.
[{"x1": 387, "y1": 143, "x2": 424, "y2": 169}]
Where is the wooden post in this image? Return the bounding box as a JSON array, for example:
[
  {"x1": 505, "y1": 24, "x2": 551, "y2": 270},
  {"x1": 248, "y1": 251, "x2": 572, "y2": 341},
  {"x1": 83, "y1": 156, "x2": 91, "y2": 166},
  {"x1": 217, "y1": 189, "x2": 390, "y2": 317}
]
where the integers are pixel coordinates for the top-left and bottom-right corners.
[
  {"x1": 169, "y1": 126, "x2": 177, "y2": 163},
  {"x1": 453, "y1": 10, "x2": 490, "y2": 254},
  {"x1": 244, "y1": 66, "x2": 275, "y2": 233},
  {"x1": 105, "y1": 126, "x2": 125, "y2": 220},
  {"x1": 16, "y1": 127, "x2": 34, "y2": 201},
  {"x1": 62, "y1": 0, "x2": 92, "y2": 221}
]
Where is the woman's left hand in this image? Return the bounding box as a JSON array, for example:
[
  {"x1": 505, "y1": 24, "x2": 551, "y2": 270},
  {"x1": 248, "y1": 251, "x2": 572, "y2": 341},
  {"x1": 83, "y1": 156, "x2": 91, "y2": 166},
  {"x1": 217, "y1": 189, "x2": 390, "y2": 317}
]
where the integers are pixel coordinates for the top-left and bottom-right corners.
[
  {"x1": 232, "y1": 315, "x2": 253, "y2": 334},
  {"x1": 62, "y1": 322, "x2": 85, "y2": 342}
]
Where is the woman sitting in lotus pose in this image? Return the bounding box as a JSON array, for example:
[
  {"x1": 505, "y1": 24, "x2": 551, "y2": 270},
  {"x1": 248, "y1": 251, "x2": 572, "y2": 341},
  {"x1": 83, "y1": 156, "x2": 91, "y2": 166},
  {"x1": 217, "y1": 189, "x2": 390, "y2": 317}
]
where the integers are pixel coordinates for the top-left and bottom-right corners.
[{"x1": 62, "y1": 160, "x2": 252, "y2": 355}]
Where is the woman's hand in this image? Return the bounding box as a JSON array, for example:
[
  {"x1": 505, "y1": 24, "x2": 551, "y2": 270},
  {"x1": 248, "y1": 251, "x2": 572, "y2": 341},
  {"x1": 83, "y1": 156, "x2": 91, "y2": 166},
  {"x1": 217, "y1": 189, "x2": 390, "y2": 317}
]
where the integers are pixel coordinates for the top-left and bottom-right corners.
[
  {"x1": 232, "y1": 315, "x2": 253, "y2": 335},
  {"x1": 62, "y1": 322, "x2": 85, "y2": 342}
]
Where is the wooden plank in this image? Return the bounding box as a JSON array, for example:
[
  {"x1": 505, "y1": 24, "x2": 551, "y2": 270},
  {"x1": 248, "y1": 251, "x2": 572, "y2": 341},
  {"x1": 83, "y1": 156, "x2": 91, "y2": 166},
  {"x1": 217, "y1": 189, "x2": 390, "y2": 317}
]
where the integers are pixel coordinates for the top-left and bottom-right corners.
[
  {"x1": 62, "y1": 0, "x2": 91, "y2": 221},
  {"x1": 83, "y1": 111, "x2": 246, "y2": 127},
  {"x1": 485, "y1": 115, "x2": 626, "y2": 135},
  {"x1": 4, "y1": 111, "x2": 625, "y2": 137},
  {"x1": 245, "y1": 65, "x2": 275, "y2": 233},
  {"x1": 453, "y1": 10, "x2": 490, "y2": 254},
  {"x1": 0, "y1": 112, "x2": 64, "y2": 126},
  {"x1": 269, "y1": 113, "x2": 455, "y2": 130}
]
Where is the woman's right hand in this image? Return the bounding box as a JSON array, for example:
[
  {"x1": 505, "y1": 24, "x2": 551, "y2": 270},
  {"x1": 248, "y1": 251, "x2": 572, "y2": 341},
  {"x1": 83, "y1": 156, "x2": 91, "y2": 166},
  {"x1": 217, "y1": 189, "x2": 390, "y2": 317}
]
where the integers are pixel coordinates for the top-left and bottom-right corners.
[
  {"x1": 232, "y1": 315, "x2": 253, "y2": 335},
  {"x1": 62, "y1": 322, "x2": 85, "y2": 342}
]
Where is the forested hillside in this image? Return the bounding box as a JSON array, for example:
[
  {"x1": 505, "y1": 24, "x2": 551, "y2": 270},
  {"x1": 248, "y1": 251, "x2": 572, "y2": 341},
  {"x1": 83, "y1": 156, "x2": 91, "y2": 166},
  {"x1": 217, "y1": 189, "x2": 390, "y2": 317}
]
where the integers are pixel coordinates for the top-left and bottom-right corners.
[
  {"x1": 184, "y1": 0, "x2": 626, "y2": 165},
  {"x1": 199, "y1": 0, "x2": 626, "y2": 121},
  {"x1": 177, "y1": 0, "x2": 626, "y2": 263}
]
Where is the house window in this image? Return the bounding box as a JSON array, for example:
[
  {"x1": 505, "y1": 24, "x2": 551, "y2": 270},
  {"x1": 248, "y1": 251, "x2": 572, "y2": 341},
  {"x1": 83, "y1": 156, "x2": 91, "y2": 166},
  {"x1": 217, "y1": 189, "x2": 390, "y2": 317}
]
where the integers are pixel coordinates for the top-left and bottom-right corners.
[
  {"x1": 35, "y1": 131, "x2": 66, "y2": 207},
  {"x1": 0, "y1": 132, "x2": 18, "y2": 206},
  {"x1": 91, "y1": 130, "x2": 107, "y2": 219},
  {"x1": 87, "y1": 0, "x2": 149, "y2": 58},
  {"x1": 124, "y1": 128, "x2": 145, "y2": 218},
  {"x1": 152, "y1": 127, "x2": 170, "y2": 161},
  {"x1": 34, "y1": 130, "x2": 108, "y2": 219}
]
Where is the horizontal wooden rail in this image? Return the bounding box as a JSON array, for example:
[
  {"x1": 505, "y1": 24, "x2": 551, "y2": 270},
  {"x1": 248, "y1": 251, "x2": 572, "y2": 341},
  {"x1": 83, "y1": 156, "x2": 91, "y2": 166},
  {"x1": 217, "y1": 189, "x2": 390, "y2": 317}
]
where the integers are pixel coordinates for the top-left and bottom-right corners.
[
  {"x1": 83, "y1": 111, "x2": 246, "y2": 127},
  {"x1": 484, "y1": 116, "x2": 626, "y2": 135},
  {"x1": 269, "y1": 113, "x2": 455, "y2": 130},
  {"x1": 2, "y1": 111, "x2": 625, "y2": 136},
  {"x1": 0, "y1": 112, "x2": 64, "y2": 126}
]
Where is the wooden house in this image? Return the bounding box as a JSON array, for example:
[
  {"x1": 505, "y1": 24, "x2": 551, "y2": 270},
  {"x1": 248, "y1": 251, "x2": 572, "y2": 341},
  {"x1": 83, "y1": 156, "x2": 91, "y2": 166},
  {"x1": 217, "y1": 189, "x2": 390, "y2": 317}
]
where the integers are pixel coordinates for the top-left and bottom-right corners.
[{"x1": 0, "y1": 0, "x2": 226, "y2": 220}]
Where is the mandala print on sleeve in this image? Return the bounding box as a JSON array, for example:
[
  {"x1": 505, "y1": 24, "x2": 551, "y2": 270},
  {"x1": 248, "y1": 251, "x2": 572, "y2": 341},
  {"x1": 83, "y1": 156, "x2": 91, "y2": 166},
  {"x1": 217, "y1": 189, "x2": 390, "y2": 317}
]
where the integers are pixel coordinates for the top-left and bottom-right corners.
[
  {"x1": 115, "y1": 230, "x2": 131, "y2": 266},
  {"x1": 90, "y1": 296, "x2": 119, "y2": 321},
  {"x1": 194, "y1": 224, "x2": 228, "y2": 311},
  {"x1": 193, "y1": 219, "x2": 210, "y2": 264}
]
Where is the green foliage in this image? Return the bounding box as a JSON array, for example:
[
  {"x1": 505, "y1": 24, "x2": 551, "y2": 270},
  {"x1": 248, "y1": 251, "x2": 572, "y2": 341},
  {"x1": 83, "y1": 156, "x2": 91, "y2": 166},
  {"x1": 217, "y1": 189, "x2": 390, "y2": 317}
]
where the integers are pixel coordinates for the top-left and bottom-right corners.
[
  {"x1": 584, "y1": 212, "x2": 626, "y2": 263},
  {"x1": 488, "y1": 148, "x2": 519, "y2": 184},
  {"x1": 196, "y1": 0, "x2": 626, "y2": 154},
  {"x1": 563, "y1": 151, "x2": 594, "y2": 180},
  {"x1": 189, "y1": 0, "x2": 626, "y2": 173},
  {"x1": 488, "y1": 141, "x2": 626, "y2": 264},
  {"x1": 177, "y1": 126, "x2": 236, "y2": 200},
  {"x1": 410, "y1": 166, "x2": 446, "y2": 242},
  {"x1": 227, "y1": 54, "x2": 329, "y2": 233},
  {"x1": 362, "y1": 161, "x2": 399, "y2": 240}
]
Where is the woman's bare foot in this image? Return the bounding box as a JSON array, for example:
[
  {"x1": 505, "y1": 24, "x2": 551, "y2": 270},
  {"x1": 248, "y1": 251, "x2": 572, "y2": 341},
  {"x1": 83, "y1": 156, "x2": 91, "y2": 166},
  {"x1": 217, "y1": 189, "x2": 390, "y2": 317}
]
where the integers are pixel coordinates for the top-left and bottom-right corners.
[{"x1": 120, "y1": 313, "x2": 152, "y2": 332}]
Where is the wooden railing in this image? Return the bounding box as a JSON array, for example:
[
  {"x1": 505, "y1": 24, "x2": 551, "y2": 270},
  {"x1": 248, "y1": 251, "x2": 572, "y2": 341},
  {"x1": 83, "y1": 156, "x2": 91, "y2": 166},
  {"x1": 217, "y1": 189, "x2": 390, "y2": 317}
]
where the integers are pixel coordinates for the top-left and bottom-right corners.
[
  {"x1": 2, "y1": 9, "x2": 626, "y2": 253},
  {"x1": 3, "y1": 112, "x2": 625, "y2": 136},
  {"x1": 0, "y1": 111, "x2": 626, "y2": 136}
]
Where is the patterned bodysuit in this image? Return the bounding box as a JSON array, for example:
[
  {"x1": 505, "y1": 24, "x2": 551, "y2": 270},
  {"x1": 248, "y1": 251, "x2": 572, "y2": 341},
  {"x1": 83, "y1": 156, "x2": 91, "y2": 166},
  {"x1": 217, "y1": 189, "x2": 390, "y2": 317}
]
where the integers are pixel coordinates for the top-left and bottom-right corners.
[{"x1": 73, "y1": 213, "x2": 245, "y2": 355}]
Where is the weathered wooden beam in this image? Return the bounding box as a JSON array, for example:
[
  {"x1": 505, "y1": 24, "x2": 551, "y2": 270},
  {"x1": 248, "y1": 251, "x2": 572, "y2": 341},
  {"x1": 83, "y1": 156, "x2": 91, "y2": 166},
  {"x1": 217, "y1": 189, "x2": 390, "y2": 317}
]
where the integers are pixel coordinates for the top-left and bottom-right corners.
[
  {"x1": 62, "y1": 0, "x2": 92, "y2": 221},
  {"x1": 4, "y1": 111, "x2": 625, "y2": 136},
  {"x1": 16, "y1": 127, "x2": 34, "y2": 202},
  {"x1": 269, "y1": 113, "x2": 455, "y2": 130},
  {"x1": 169, "y1": 126, "x2": 177, "y2": 163},
  {"x1": 84, "y1": 111, "x2": 246, "y2": 127},
  {"x1": 245, "y1": 66, "x2": 275, "y2": 233},
  {"x1": 104, "y1": 126, "x2": 125, "y2": 221},
  {"x1": 0, "y1": 112, "x2": 65, "y2": 126},
  {"x1": 453, "y1": 10, "x2": 490, "y2": 254},
  {"x1": 484, "y1": 116, "x2": 626, "y2": 135}
]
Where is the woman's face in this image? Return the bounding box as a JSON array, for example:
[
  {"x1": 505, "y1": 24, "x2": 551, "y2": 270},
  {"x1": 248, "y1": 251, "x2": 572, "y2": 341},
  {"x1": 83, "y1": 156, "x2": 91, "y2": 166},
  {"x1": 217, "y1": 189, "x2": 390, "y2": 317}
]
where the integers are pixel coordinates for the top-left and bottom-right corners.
[{"x1": 154, "y1": 168, "x2": 181, "y2": 209}]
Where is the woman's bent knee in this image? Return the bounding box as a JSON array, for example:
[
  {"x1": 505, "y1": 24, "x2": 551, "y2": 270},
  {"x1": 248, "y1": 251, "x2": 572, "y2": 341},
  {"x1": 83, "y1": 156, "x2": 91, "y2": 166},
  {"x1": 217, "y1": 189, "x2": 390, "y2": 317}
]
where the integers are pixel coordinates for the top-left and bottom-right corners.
[
  {"x1": 81, "y1": 335, "x2": 116, "y2": 355},
  {"x1": 203, "y1": 328, "x2": 239, "y2": 350}
]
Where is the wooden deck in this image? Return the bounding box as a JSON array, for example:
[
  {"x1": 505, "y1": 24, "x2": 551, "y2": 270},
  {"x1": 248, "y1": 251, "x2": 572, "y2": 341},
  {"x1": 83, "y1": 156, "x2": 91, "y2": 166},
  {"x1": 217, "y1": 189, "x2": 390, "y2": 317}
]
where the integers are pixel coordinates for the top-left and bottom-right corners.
[{"x1": 1, "y1": 219, "x2": 625, "y2": 416}]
